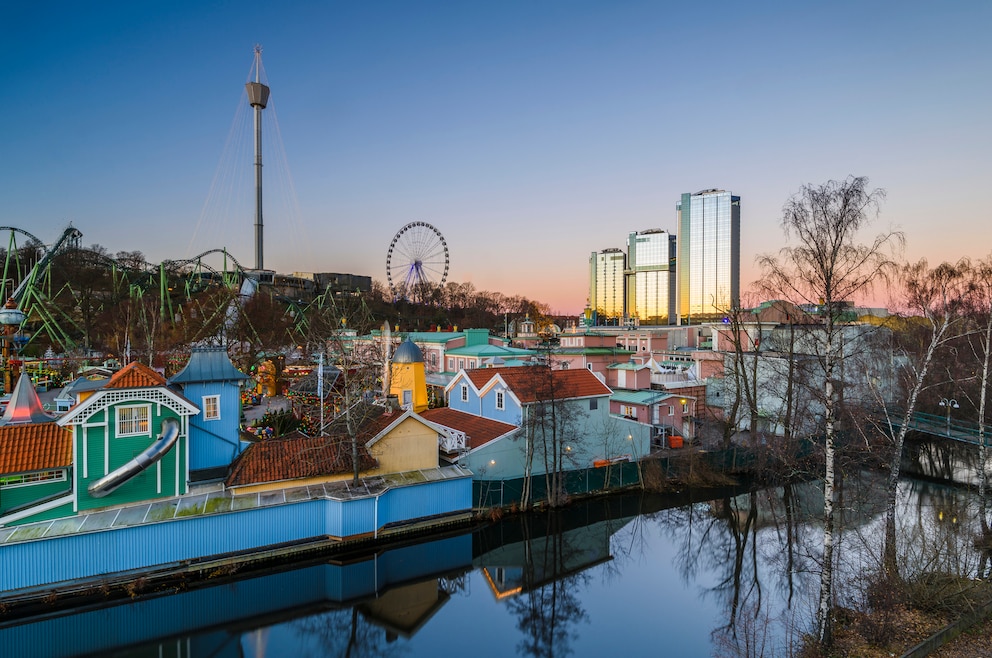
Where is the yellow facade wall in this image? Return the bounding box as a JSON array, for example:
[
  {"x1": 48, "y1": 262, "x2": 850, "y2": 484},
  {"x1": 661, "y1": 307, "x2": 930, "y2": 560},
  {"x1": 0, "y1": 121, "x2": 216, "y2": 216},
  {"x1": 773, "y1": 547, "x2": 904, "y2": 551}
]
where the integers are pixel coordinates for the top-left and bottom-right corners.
[
  {"x1": 390, "y1": 363, "x2": 428, "y2": 413},
  {"x1": 366, "y1": 415, "x2": 438, "y2": 475}
]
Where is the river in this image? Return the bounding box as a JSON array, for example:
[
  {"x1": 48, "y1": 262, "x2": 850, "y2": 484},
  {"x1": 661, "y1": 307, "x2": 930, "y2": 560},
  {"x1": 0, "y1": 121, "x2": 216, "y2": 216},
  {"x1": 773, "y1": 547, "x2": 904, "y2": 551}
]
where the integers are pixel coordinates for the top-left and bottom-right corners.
[{"x1": 1, "y1": 474, "x2": 986, "y2": 657}]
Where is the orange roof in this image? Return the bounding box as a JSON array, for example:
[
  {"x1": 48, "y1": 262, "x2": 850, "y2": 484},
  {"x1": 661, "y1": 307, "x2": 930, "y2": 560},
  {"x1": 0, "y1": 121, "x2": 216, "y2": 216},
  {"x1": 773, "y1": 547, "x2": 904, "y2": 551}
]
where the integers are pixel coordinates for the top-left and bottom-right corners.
[
  {"x1": 227, "y1": 431, "x2": 377, "y2": 487},
  {"x1": 464, "y1": 366, "x2": 611, "y2": 403},
  {"x1": 421, "y1": 407, "x2": 518, "y2": 451},
  {"x1": 106, "y1": 362, "x2": 167, "y2": 389},
  {"x1": 0, "y1": 423, "x2": 73, "y2": 475}
]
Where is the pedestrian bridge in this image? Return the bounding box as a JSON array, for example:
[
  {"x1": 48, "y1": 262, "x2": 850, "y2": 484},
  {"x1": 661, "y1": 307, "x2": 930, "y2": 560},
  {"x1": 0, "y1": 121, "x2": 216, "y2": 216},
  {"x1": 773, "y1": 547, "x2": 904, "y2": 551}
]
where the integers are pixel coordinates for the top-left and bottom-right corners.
[{"x1": 883, "y1": 411, "x2": 991, "y2": 486}]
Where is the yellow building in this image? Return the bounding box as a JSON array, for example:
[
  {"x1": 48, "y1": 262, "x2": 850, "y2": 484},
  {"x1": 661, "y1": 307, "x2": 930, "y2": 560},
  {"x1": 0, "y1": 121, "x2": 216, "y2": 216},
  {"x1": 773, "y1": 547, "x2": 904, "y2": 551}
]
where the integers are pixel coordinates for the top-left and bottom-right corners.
[{"x1": 390, "y1": 338, "x2": 428, "y2": 413}]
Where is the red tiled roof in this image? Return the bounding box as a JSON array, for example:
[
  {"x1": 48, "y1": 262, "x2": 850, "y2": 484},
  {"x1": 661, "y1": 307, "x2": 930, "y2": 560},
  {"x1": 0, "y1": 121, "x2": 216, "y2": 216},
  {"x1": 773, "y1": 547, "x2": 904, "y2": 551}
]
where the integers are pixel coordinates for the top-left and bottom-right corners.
[
  {"x1": 0, "y1": 423, "x2": 73, "y2": 475},
  {"x1": 106, "y1": 362, "x2": 167, "y2": 389},
  {"x1": 226, "y1": 431, "x2": 378, "y2": 487},
  {"x1": 464, "y1": 366, "x2": 611, "y2": 403},
  {"x1": 420, "y1": 407, "x2": 518, "y2": 451}
]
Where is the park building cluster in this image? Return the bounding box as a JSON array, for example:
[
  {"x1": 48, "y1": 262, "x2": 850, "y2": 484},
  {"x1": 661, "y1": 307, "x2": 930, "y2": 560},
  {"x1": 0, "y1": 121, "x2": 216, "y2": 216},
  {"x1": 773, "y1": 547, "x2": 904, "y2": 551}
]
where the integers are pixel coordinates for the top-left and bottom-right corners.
[{"x1": 589, "y1": 188, "x2": 741, "y2": 326}]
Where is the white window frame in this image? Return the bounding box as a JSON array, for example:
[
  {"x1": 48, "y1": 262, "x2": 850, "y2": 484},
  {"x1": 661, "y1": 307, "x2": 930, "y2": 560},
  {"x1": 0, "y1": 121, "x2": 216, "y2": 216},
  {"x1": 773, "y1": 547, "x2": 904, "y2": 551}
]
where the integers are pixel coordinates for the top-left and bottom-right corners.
[
  {"x1": 0, "y1": 469, "x2": 68, "y2": 489},
  {"x1": 496, "y1": 390, "x2": 505, "y2": 410},
  {"x1": 117, "y1": 404, "x2": 151, "y2": 437},
  {"x1": 668, "y1": 405, "x2": 675, "y2": 416},
  {"x1": 460, "y1": 384, "x2": 469, "y2": 402},
  {"x1": 203, "y1": 394, "x2": 221, "y2": 421}
]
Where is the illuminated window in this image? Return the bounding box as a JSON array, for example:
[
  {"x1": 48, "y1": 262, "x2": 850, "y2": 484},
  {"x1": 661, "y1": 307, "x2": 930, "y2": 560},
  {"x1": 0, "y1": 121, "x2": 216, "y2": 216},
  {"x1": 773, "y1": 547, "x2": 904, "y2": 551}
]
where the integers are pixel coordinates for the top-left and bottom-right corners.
[
  {"x1": 203, "y1": 395, "x2": 220, "y2": 421},
  {"x1": 117, "y1": 405, "x2": 151, "y2": 437},
  {"x1": 0, "y1": 469, "x2": 67, "y2": 488}
]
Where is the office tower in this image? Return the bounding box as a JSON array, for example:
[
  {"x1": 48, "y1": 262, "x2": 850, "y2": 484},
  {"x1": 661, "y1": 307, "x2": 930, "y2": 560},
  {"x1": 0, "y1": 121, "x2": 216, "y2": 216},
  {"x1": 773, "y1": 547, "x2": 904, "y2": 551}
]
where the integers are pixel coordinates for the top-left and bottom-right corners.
[
  {"x1": 589, "y1": 248, "x2": 626, "y2": 324},
  {"x1": 626, "y1": 229, "x2": 677, "y2": 325},
  {"x1": 676, "y1": 189, "x2": 740, "y2": 323}
]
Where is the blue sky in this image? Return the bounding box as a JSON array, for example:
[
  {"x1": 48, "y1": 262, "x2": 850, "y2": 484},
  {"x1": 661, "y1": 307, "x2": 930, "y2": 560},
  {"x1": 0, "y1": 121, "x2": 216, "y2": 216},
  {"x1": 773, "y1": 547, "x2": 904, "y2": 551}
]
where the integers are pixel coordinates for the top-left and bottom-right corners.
[{"x1": 4, "y1": 1, "x2": 990, "y2": 314}]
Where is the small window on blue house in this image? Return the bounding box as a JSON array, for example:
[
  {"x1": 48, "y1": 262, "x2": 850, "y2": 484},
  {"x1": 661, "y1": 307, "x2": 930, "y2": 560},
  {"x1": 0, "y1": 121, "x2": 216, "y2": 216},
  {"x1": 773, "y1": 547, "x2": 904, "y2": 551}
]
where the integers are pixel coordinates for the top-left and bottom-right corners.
[
  {"x1": 590, "y1": 399, "x2": 598, "y2": 410},
  {"x1": 203, "y1": 395, "x2": 220, "y2": 421},
  {"x1": 461, "y1": 384, "x2": 468, "y2": 402},
  {"x1": 117, "y1": 404, "x2": 151, "y2": 437},
  {"x1": 496, "y1": 390, "x2": 505, "y2": 410}
]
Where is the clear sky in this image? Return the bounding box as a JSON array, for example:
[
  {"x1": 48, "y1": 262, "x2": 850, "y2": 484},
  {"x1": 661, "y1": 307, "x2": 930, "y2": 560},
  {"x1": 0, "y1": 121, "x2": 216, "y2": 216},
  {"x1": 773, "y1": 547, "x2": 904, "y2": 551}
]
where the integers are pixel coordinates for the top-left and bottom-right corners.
[{"x1": 4, "y1": 1, "x2": 990, "y2": 315}]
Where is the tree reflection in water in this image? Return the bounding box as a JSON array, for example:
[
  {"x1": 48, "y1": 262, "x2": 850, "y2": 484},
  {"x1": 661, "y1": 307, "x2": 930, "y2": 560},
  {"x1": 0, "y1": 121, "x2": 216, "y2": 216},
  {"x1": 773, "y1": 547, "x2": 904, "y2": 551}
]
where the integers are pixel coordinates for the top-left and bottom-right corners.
[{"x1": 502, "y1": 513, "x2": 589, "y2": 658}]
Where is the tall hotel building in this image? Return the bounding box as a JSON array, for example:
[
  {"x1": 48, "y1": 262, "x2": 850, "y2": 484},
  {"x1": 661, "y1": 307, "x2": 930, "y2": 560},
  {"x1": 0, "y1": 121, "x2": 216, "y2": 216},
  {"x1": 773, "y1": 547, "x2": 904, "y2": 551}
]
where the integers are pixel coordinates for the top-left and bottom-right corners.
[
  {"x1": 589, "y1": 248, "x2": 626, "y2": 323},
  {"x1": 676, "y1": 189, "x2": 740, "y2": 323},
  {"x1": 626, "y1": 229, "x2": 676, "y2": 325}
]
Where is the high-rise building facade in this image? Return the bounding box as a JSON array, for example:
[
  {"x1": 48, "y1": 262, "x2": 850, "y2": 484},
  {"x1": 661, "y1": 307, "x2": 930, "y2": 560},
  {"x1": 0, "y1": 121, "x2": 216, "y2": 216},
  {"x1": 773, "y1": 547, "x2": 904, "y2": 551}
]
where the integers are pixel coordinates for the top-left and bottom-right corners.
[
  {"x1": 676, "y1": 189, "x2": 740, "y2": 323},
  {"x1": 626, "y1": 229, "x2": 676, "y2": 325},
  {"x1": 589, "y1": 248, "x2": 626, "y2": 323}
]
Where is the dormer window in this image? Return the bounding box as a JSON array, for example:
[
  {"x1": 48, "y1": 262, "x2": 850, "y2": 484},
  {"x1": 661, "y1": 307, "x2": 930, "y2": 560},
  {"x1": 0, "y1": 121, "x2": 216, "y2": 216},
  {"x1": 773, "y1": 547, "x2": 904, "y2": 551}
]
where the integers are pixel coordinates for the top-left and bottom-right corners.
[
  {"x1": 117, "y1": 404, "x2": 151, "y2": 437},
  {"x1": 496, "y1": 390, "x2": 505, "y2": 410},
  {"x1": 460, "y1": 384, "x2": 468, "y2": 402}
]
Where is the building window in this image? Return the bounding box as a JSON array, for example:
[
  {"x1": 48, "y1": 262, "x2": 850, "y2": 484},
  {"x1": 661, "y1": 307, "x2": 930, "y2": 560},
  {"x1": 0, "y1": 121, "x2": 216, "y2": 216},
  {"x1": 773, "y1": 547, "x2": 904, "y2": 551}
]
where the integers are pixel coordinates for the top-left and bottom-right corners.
[
  {"x1": 0, "y1": 469, "x2": 67, "y2": 488},
  {"x1": 587, "y1": 364, "x2": 593, "y2": 371},
  {"x1": 469, "y1": 360, "x2": 476, "y2": 369},
  {"x1": 682, "y1": 401, "x2": 690, "y2": 413},
  {"x1": 668, "y1": 405, "x2": 675, "y2": 416},
  {"x1": 203, "y1": 395, "x2": 220, "y2": 421},
  {"x1": 496, "y1": 390, "x2": 505, "y2": 410},
  {"x1": 117, "y1": 405, "x2": 151, "y2": 437},
  {"x1": 448, "y1": 358, "x2": 455, "y2": 371},
  {"x1": 590, "y1": 399, "x2": 598, "y2": 411},
  {"x1": 560, "y1": 362, "x2": 569, "y2": 370},
  {"x1": 621, "y1": 404, "x2": 636, "y2": 418},
  {"x1": 431, "y1": 353, "x2": 437, "y2": 368},
  {"x1": 461, "y1": 384, "x2": 468, "y2": 402}
]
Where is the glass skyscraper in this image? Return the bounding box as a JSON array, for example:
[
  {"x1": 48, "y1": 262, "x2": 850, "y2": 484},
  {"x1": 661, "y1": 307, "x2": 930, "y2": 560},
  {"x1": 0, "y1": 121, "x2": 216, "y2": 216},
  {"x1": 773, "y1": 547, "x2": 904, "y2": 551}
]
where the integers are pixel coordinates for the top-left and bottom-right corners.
[
  {"x1": 589, "y1": 248, "x2": 626, "y2": 323},
  {"x1": 626, "y1": 229, "x2": 676, "y2": 325},
  {"x1": 676, "y1": 189, "x2": 740, "y2": 323}
]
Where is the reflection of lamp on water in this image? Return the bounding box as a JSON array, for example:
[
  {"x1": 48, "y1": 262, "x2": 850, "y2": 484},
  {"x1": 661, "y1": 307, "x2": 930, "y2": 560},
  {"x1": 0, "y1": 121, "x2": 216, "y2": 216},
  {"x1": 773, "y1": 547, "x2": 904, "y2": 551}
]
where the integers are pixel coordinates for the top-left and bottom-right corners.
[
  {"x1": 939, "y1": 398, "x2": 959, "y2": 436},
  {"x1": 0, "y1": 298, "x2": 26, "y2": 394}
]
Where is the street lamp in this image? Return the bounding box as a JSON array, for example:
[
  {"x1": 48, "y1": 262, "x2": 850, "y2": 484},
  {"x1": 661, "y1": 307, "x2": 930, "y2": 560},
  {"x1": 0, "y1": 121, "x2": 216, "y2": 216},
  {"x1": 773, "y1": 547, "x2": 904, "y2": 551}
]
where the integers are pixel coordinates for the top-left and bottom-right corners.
[{"x1": 939, "y1": 397, "x2": 959, "y2": 436}]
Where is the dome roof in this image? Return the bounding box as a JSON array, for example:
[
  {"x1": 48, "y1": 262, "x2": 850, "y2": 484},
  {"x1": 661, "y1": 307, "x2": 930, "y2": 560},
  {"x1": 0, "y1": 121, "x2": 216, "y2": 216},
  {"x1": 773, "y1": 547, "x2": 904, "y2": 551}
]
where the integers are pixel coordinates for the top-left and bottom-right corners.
[{"x1": 392, "y1": 338, "x2": 424, "y2": 364}]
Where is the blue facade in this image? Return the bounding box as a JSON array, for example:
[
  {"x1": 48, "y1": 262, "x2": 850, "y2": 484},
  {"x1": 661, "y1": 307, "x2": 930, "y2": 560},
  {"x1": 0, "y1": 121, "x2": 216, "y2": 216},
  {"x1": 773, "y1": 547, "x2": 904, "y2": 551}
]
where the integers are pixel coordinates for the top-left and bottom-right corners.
[
  {"x1": 182, "y1": 380, "x2": 246, "y2": 474},
  {"x1": 0, "y1": 533, "x2": 473, "y2": 658},
  {"x1": 0, "y1": 475, "x2": 472, "y2": 593}
]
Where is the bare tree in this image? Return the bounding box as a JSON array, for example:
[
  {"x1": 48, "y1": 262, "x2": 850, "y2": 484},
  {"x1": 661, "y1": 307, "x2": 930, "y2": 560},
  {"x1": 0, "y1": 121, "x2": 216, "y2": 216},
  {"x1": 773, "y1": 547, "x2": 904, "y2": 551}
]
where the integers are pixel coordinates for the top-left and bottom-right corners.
[
  {"x1": 878, "y1": 260, "x2": 969, "y2": 571},
  {"x1": 758, "y1": 176, "x2": 901, "y2": 647},
  {"x1": 961, "y1": 258, "x2": 992, "y2": 535}
]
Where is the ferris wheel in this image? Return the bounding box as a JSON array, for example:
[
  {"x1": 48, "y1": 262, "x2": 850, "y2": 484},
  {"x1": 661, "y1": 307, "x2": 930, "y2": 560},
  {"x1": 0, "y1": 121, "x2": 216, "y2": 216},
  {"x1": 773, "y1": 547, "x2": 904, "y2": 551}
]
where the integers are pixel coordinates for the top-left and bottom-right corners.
[{"x1": 386, "y1": 222, "x2": 449, "y2": 301}]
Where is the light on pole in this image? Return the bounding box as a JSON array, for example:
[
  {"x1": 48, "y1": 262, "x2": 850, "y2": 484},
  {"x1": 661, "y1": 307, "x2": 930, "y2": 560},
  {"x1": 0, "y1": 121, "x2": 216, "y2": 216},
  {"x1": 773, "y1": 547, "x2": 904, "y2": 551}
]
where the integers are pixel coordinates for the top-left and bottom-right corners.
[{"x1": 939, "y1": 397, "x2": 959, "y2": 436}]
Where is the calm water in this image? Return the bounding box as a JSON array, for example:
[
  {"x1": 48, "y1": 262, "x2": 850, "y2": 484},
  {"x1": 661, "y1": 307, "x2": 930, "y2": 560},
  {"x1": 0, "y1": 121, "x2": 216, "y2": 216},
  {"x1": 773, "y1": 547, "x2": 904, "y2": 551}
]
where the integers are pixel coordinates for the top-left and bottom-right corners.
[{"x1": 2, "y1": 475, "x2": 986, "y2": 658}]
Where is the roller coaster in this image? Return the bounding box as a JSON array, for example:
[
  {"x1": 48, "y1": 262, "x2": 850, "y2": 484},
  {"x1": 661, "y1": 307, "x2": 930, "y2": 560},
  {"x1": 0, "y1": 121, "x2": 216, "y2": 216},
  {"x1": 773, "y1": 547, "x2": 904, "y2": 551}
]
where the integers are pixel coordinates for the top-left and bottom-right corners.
[{"x1": 0, "y1": 225, "x2": 253, "y2": 358}]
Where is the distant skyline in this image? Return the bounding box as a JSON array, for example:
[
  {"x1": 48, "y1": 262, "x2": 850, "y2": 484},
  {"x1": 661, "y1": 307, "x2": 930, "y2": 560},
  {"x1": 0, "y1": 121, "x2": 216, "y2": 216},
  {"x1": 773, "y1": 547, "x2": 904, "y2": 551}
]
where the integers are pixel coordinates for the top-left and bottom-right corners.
[{"x1": 4, "y1": 1, "x2": 990, "y2": 315}]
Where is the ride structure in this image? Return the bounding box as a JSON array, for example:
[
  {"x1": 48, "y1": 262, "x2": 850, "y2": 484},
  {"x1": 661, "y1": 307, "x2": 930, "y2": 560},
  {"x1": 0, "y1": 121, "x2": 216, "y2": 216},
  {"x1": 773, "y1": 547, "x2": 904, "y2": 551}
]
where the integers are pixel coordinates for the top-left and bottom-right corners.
[{"x1": 386, "y1": 221, "x2": 449, "y2": 303}]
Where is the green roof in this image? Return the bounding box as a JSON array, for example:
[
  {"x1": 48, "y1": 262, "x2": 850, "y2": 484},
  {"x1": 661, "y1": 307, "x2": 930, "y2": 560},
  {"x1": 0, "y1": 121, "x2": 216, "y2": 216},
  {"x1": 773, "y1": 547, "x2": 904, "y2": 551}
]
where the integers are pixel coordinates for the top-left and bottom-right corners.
[
  {"x1": 610, "y1": 389, "x2": 674, "y2": 405},
  {"x1": 445, "y1": 344, "x2": 535, "y2": 358}
]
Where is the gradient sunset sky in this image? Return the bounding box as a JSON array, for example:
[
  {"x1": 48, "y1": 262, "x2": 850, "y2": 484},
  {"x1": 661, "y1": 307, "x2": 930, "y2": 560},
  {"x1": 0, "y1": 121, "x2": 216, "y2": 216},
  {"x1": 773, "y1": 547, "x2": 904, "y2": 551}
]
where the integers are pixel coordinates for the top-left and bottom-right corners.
[{"x1": 4, "y1": 1, "x2": 990, "y2": 315}]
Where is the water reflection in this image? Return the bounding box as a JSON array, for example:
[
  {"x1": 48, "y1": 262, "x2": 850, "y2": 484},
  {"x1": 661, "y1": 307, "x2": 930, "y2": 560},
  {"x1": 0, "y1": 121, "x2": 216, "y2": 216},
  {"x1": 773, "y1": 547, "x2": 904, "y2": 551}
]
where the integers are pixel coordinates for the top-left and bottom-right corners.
[{"x1": 2, "y1": 475, "x2": 988, "y2": 657}]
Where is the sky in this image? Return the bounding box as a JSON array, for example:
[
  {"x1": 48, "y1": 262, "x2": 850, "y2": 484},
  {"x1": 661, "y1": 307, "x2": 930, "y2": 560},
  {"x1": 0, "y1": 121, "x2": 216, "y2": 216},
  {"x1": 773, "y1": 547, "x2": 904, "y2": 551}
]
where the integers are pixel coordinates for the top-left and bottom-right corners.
[{"x1": 4, "y1": 1, "x2": 991, "y2": 315}]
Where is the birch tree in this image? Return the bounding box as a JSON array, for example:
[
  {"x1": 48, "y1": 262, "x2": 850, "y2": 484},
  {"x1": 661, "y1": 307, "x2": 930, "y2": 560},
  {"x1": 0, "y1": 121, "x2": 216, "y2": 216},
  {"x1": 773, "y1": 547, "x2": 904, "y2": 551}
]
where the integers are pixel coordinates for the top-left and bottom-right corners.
[
  {"x1": 758, "y1": 176, "x2": 901, "y2": 647},
  {"x1": 965, "y1": 257, "x2": 992, "y2": 533},
  {"x1": 879, "y1": 259, "x2": 969, "y2": 572}
]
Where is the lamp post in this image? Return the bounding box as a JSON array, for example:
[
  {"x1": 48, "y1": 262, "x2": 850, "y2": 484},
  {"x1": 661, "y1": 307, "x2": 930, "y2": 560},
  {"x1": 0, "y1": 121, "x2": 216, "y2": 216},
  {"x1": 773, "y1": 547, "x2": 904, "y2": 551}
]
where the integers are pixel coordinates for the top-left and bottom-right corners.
[{"x1": 939, "y1": 397, "x2": 959, "y2": 436}]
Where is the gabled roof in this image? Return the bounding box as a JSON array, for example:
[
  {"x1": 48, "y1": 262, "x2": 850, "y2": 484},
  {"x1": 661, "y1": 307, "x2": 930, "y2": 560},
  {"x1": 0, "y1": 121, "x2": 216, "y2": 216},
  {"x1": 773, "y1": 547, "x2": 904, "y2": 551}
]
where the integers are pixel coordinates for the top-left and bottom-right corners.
[
  {"x1": 0, "y1": 423, "x2": 72, "y2": 475},
  {"x1": 169, "y1": 346, "x2": 249, "y2": 385},
  {"x1": 445, "y1": 344, "x2": 535, "y2": 358},
  {"x1": 420, "y1": 407, "x2": 518, "y2": 451},
  {"x1": 0, "y1": 373, "x2": 55, "y2": 425},
  {"x1": 461, "y1": 366, "x2": 612, "y2": 403},
  {"x1": 106, "y1": 362, "x2": 167, "y2": 389},
  {"x1": 58, "y1": 376, "x2": 109, "y2": 400},
  {"x1": 226, "y1": 431, "x2": 376, "y2": 487}
]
